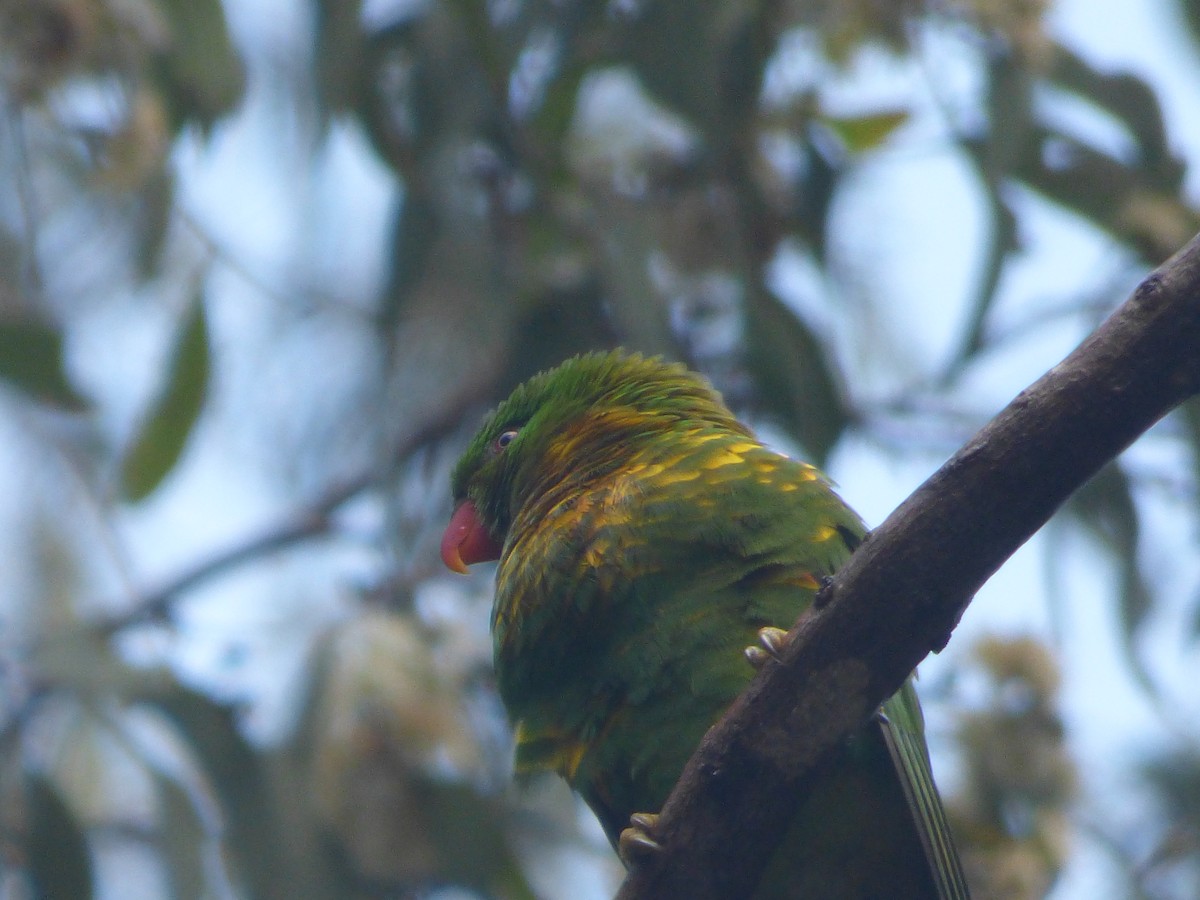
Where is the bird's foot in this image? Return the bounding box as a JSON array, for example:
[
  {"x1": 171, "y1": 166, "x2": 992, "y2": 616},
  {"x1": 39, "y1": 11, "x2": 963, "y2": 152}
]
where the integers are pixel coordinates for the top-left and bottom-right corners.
[
  {"x1": 618, "y1": 812, "x2": 662, "y2": 869},
  {"x1": 744, "y1": 626, "x2": 791, "y2": 669}
]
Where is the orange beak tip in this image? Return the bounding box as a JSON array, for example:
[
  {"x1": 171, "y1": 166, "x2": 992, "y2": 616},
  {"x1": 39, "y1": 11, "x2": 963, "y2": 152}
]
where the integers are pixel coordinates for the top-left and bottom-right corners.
[
  {"x1": 440, "y1": 514, "x2": 472, "y2": 575},
  {"x1": 443, "y1": 547, "x2": 470, "y2": 575}
]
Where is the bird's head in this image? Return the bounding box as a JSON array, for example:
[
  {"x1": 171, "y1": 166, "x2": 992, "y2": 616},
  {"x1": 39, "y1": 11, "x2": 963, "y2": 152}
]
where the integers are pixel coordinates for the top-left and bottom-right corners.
[{"x1": 440, "y1": 349, "x2": 748, "y2": 573}]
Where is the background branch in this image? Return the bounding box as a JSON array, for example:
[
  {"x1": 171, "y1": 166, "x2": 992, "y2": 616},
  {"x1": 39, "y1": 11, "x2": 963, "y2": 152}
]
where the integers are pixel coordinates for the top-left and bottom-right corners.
[
  {"x1": 92, "y1": 404, "x2": 478, "y2": 636},
  {"x1": 616, "y1": 231, "x2": 1200, "y2": 899}
]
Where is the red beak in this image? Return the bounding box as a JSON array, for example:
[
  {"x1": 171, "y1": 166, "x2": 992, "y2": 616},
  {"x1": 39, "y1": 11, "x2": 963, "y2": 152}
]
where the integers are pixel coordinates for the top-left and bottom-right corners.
[{"x1": 441, "y1": 500, "x2": 503, "y2": 574}]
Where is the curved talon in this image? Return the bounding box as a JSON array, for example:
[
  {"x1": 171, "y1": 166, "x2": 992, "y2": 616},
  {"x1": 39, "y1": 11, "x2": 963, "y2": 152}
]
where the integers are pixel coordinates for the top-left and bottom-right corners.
[
  {"x1": 618, "y1": 812, "x2": 662, "y2": 869},
  {"x1": 746, "y1": 626, "x2": 791, "y2": 669},
  {"x1": 744, "y1": 645, "x2": 770, "y2": 669},
  {"x1": 758, "y1": 626, "x2": 790, "y2": 659},
  {"x1": 630, "y1": 812, "x2": 659, "y2": 831}
]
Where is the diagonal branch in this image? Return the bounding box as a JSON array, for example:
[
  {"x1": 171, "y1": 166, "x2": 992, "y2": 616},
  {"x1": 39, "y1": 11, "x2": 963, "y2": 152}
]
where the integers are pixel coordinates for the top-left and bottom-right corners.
[
  {"x1": 92, "y1": 405, "x2": 475, "y2": 636},
  {"x1": 93, "y1": 474, "x2": 363, "y2": 636},
  {"x1": 616, "y1": 231, "x2": 1200, "y2": 899}
]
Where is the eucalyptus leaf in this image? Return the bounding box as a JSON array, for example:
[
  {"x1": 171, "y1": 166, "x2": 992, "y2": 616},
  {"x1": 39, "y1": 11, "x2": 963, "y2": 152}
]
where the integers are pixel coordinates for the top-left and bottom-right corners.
[
  {"x1": 793, "y1": 136, "x2": 841, "y2": 262},
  {"x1": 314, "y1": 0, "x2": 367, "y2": 116},
  {"x1": 154, "y1": 773, "x2": 210, "y2": 900},
  {"x1": 1185, "y1": 0, "x2": 1200, "y2": 52},
  {"x1": 621, "y1": 1, "x2": 729, "y2": 138},
  {"x1": 982, "y1": 46, "x2": 1036, "y2": 179},
  {"x1": 818, "y1": 109, "x2": 909, "y2": 154},
  {"x1": 133, "y1": 172, "x2": 176, "y2": 280},
  {"x1": 1067, "y1": 463, "x2": 1154, "y2": 692},
  {"x1": 744, "y1": 290, "x2": 847, "y2": 466},
  {"x1": 421, "y1": 780, "x2": 539, "y2": 899},
  {"x1": 621, "y1": 0, "x2": 766, "y2": 147},
  {"x1": 941, "y1": 185, "x2": 1018, "y2": 378},
  {"x1": 148, "y1": 686, "x2": 291, "y2": 900},
  {"x1": 25, "y1": 772, "x2": 94, "y2": 900},
  {"x1": 153, "y1": 0, "x2": 246, "y2": 132},
  {"x1": 1180, "y1": 398, "x2": 1200, "y2": 521},
  {"x1": 1051, "y1": 45, "x2": 1184, "y2": 190},
  {"x1": 0, "y1": 319, "x2": 86, "y2": 408},
  {"x1": 379, "y1": 192, "x2": 440, "y2": 332},
  {"x1": 121, "y1": 300, "x2": 209, "y2": 502}
]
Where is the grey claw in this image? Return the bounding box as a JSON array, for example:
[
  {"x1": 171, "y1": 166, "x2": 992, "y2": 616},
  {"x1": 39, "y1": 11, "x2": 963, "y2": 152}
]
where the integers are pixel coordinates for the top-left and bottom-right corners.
[
  {"x1": 757, "y1": 626, "x2": 790, "y2": 661},
  {"x1": 746, "y1": 627, "x2": 791, "y2": 669},
  {"x1": 618, "y1": 812, "x2": 662, "y2": 869},
  {"x1": 745, "y1": 645, "x2": 770, "y2": 669}
]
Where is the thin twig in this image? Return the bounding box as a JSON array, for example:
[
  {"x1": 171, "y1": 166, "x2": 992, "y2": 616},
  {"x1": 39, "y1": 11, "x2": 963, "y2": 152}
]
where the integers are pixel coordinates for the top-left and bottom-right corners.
[
  {"x1": 93, "y1": 405, "x2": 475, "y2": 636},
  {"x1": 3, "y1": 98, "x2": 44, "y2": 300}
]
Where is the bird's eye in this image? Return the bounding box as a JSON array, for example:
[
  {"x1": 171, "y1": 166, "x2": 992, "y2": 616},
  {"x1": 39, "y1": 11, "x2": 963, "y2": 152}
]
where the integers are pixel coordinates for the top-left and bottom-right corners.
[{"x1": 491, "y1": 429, "x2": 519, "y2": 454}]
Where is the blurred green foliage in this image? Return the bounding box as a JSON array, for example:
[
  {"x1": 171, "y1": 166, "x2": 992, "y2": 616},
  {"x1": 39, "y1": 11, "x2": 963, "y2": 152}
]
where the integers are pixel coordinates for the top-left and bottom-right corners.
[{"x1": 1, "y1": 0, "x2": 1199, "y2": 898}]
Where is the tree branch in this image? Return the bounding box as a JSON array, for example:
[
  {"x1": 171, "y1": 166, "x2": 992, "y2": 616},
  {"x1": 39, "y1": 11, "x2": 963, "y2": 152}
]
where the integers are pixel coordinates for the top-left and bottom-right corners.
[
  {"x1": 94, "y1": 476, "x2": 359, "y2": 636},
  {"x1": 92, "y1": 406, "x2": 473, "y2": 636},
  {"x1": 616, "y1": 232, "x2": 1200, "y2": 899}
]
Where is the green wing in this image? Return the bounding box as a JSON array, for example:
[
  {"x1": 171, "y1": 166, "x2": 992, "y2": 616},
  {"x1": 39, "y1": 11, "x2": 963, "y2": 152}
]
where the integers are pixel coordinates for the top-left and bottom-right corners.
[{"x1": 881, "y1": 684, "x2": 971, "y2": 900}]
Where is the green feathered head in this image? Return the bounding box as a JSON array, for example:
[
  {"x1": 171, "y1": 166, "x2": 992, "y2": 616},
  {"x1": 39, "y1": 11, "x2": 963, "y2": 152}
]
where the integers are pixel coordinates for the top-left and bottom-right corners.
[{"x1": 441, "y1": 349, "x2": 749, "y2": 572}]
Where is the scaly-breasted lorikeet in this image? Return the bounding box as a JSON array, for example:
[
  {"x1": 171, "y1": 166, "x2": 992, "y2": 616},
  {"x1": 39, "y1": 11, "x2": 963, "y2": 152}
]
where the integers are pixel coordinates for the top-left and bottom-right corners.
[{"x1": 441, "y1": 350, "x2": 967, "y2": 898}]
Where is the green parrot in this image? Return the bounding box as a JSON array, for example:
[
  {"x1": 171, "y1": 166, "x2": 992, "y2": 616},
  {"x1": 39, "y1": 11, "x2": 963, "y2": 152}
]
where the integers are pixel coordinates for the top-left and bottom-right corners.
[{"x1": 441, "y1": 350, "x2": 967, "y2": 898}]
